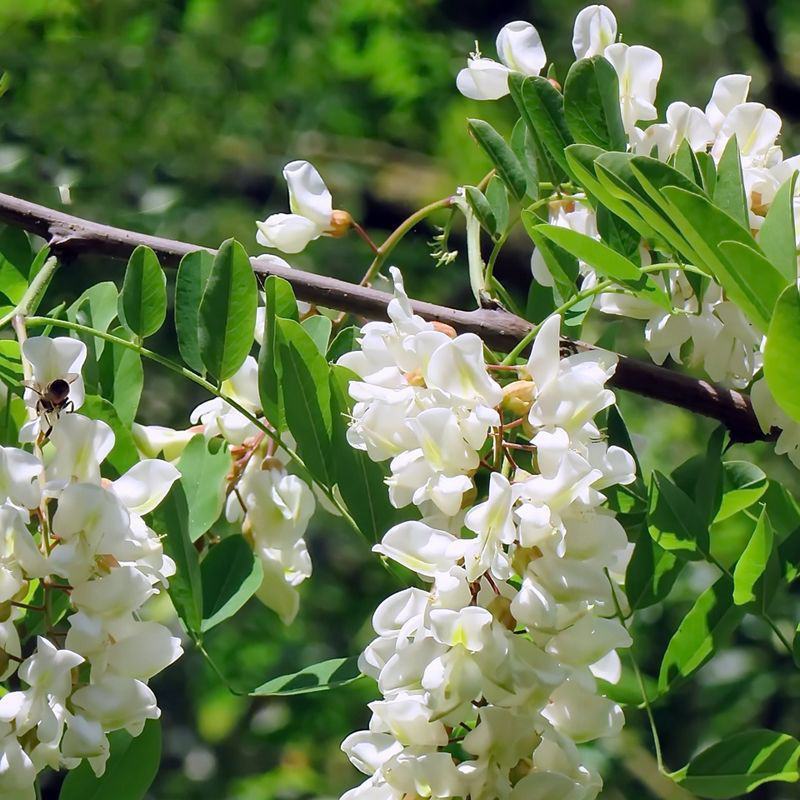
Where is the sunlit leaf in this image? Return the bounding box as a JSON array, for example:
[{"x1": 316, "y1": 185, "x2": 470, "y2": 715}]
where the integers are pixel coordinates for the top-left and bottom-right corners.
[{"x1": 118, "y1": 245, "x2": 167, "y2": 340}]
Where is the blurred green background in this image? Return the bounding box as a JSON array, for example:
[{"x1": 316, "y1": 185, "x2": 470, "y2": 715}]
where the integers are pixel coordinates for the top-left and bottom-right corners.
[{"x1": 1, "y1": 1, "x2": 799, "y2": 798}]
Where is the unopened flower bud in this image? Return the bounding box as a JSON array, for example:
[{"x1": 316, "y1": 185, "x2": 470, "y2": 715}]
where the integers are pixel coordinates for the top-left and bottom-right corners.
[
  {"x1": 431, "y1": 321, "x2": 458, "y2": 339},
  {"x1": 328, "y1": 209, "x2": 353, "y2": 238},
  {"x1": 0, "y1": 601, "x2": 11, "y2": 622},
  {"x1": 13, "y1": 581, "x2": 29, "y2": 602},
  {"x1": 502, "y1": 380, "x2": 535, "y2": 416}
]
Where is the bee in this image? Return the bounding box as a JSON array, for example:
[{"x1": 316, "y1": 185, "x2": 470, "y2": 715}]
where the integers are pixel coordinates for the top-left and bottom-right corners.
[{"x1": 23, "y1": 374, "x2": 79, "y2": 438}]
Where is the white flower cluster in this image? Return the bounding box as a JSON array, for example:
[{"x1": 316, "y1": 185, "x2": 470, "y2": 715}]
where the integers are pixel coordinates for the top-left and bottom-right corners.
[
  {"x1": 458, "y1": 4, "x2": 800, "y2": 467},
  {"x1": 337, "y1": 271, "x2": 635, "y2": 800},
  {"x1": 0, "y1": 336, "x2": 182, "y2": 799}
]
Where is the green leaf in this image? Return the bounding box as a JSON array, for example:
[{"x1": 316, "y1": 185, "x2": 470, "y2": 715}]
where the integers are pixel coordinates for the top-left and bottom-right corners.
[
  {"x1": 464, "y1": 185, "x2": 496, "y2": 238},
  {"x1": 660, "y1": 187, "x2": 784, "y2": 332},
  {"x1": 596, "y1": 205, "x2": 640, "y2": 262},
  {"x1": 327, "y1": 325, "x2": 360, "y2": 362},
  {"x1": 485, "y1": 175, "x2": 509, "y2": 234},
  {"x1": 97, "y1": 327, "x2": 143, "y2": 427},
  {"x1": 118, "y1": 245, "x2": 167, "y2": 339},
  {"x1": 758, "y1": 172, "x2": 798, "y2": 283},
  {"x1": 199, "y1": 238, "x2": 258, "y2": 382},
  {"x1": 522, "y1": 214, "x2": 578, "y2": 302},
  {"x1": 534, "y1": 224, "x2": 671, "y2": 309},
  {"x1": 647, "y1": 470, "x2": 708, "y2": 559},
  {"x1": 257, "y1": 275, "x2": 299, "y2": 432},
  {"x1": 67, "y1": 281, "x2": 119, "y2": 360},
  {"x1": 658, "y1": 573, "x2": 744, "y2": 693},
  {"x1": 733, "y1": 507, "x2": 775, "y2": 606},
  {"x1": 250, "y1": 656, "x2": 363, "y2": 696},
  {"x1": 330, "y1": 366, "x2": 404, "y2": 541},
  {"x1": 713, "y1": 136, "x2": 749, "y2": 229},
  {"x1": 626, "y1": 534, "x2": 685, "y2": 610},
  {"x1": 695, "y1": 151, "x2": 717, "y2": 195},
  {"x1": 80, "y1": 395, "x2": 139, "y2": 475},
  {"x1": 175, "y1": 250, "x2": 214, "y2": 373},
  {"x1": 563, "y1": 55, "x2": 626, "y2": 152},
  {"x1": 276, "y1": 317, "x2": 333, "y2": 485},
  {"x1": 764, "y1": 284, "x2": 800, "y2": 421},
  {"x1": 152, "y1": 482, "x2": 203, "y2": 637},
  {"x1": 68, "y1": 282, "x2": 119, "y2": 393},
  {"x1": 565, "y1": 145, "x2": 654, "y2": 240},
  {"x1": 302, "y1": 314, "x2": 333, "y2": 355},
  {"x1": 509, "y1": 73, "x2": 573, "y2": 178},
  {"x1": 715, "y1": 461, "x2": 768, "y2": 522},
  {"x1": 510, "y1": 118, "x2": 540, "y2": 199},
  {"x1": 696, "y1": 426, "x2": 728, "y2": 525},
  {"x1": 467, "y1": 118, "x2": 528, "y2": 201},
  {"x1": 0, "y1": 226, "x2": 32, "y2": 304},
  {"x1": 59, "y1": 719, "x2": 161, "y2": 800},
  {"x1": 201, "y1": 534, "x2": 263, "y2": 632},
  {"x1": 177, "y1": 434, "x2": 231, "y2": 542},
  {"x1": 672, "y1": 729, "x2": 800, "y2": 798},
  {"x1": 673, "y1": 140, "x2": 704, "y2": 187}
]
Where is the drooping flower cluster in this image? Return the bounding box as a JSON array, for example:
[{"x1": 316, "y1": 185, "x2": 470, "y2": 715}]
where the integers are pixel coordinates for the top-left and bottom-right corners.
[
  {"x1": 458, "y1": 4, "x2": 800, "y2": 466},
  {"x1": 337, "y1": 271, "x2": 635, "y2": 800},
  {"x1": 0, "y1": 336, "x2": 182, "y2": 799},
  {"x1": 171, "y1": 315, "x2": 316, "y2": 624}
]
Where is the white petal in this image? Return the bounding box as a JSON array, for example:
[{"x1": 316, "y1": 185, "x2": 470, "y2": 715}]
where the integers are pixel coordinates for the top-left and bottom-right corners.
[
  {"x1": 284, "y1": 160, "x2": 333, "y2": 228},
  {"x1": 456, "y1": 57, "x2": 510, "y2": 101},
  {"x1": 111, "y1": 460, "x2": 180, "y2": 515},
  {"x1": 572, "y1": 5, "x2": 617, "y2": 59},
  {"x1": 256, "y1": 213, "x2": 321, "y2": 254},
  {"x1": 496, "y1": 21, "x2": 546, "y2": 75}
]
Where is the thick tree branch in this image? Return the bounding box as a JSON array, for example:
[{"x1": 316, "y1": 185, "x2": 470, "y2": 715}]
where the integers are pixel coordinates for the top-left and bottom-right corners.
[{"x1": 0, "y1": 191, "x2": 768, "y2": 443}]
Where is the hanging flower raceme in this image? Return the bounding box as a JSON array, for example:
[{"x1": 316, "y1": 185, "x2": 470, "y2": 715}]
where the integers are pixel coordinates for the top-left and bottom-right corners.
[
  {"x1": 337, "y1": 272, "x2": 634, "y2": 800},
  {"x1": 0, "y1": 335, "x2": 186, "y2": 798}
]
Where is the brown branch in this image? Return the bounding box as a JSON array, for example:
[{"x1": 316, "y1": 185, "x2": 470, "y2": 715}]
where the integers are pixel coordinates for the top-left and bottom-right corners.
[{"x1": 0, "y1": 191, "x2": 769, "y2": 443}]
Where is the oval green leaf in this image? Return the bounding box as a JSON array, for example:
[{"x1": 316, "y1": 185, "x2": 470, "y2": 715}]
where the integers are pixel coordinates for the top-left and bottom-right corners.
[
  {"x1": 764, "y1": 283, "x2": 800, "y2": 422},
  {"x1": 118, "y1": 245, "x2": 167, "y2": 339}
]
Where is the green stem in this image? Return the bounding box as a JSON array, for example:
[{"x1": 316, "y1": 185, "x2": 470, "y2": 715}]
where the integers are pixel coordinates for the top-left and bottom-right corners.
[
  {"x1": 501, "y1": 278, "x2": 614, "y2": 365},
  {"x1": 607, "y1": 569, "x2": 665, "y2": 773},
  {"x1": 24, "y1": 315, "x2": 362, "y2": 537},
  {"x1": 362, "y1": 196, "x2": 454, "y2": 286}
]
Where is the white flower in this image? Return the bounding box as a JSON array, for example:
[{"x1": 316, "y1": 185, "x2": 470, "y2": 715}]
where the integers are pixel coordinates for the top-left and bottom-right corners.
[
  {"x1": 705, "y1": 74, "x2": 751, "y2": 132},
  {"x1": 711, "y1": 102, "x2": 782, "y2": 168},
  {"x1": 462, "y1": 473, "x2": 516, "y2": 580},
  {"x1": 572, "y1": 5, "x2": 617, "y2": 59},
  {"x1": 373, "y1": 521, "x2": 459, "y2": 578},
  {"x1": 70, "y1": 675, "x2": 160, "y2": 736},
  {"x1": 46, "y1": 414, "x2": 115, "y2": 487},
  {"x1": 0, "y1": 447, "x2": 41, "y2": 510},
  {"x1": 457, "y1": 21, "x2": 546, "y2": 101},
  {"x1": 131, "y1": 424, "x2": 194, "y2": 462},
  {"x1": 256, "y1": 161, "x2": 333, "y2": 253},
  {"x1": 603, "y1": 43, "x2": 662, "y2": 134}
]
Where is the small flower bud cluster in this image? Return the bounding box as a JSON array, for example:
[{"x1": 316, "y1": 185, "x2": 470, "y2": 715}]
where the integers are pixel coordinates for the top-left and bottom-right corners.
[
  {"x1": 458, "y1": 4, "x2": 800, "y2": 467},
  {"x1": 0, "y1": 336, "x2": 182, "y2": 798},
  {"x1": 337, "y1": 272, "x2": 635, "y2": 800}
]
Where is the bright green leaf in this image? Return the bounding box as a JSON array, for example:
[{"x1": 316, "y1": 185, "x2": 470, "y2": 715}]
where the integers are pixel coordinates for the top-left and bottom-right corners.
[
  {"x1": 175, "y1": 250, "x2": 214, "y2": 373},
  {"x1": 199, "y1": 238, "x2": 258, "y2": 382},
  {"x1": 647, "y1": 470, "x2": 708, "y2": 559},
  {"x1": 715, "y1": 461, "x2": 768, "y2": 522},
  {"x1": 733, "y1": 507, "x2": 774, "y2": 605},
  {"x1": 59, "y1": 719, "x2": 161, "y2": 800},
  {"x1": 658, "y1": 573, "x2": 744, "y2": 693},
  {"x1": 177, "y1": 434, "x2": 231, "y2": 542},
  {"x1": 250, "y1": 656, "x2": 363, "y2": 696},
  {"x1": 275, "y1": 317, "x2": 333, "y2": 485},
  {"x1": 467, "y1": 118, "x2": 528, "y2": 200},
  {"x1": 764, "y1": 283, "x2": 800, "y2": 421},
  {"x1": 302, "y1": 314, "x2": 333, "y2": 356},
  {"x1": 201, "y1": 534, "x2": 263, "y2": 632},
  {"x1": 759, "y1": 172, "x2": 798, "y2": 283},
  {"x1": 118, "y1": 245, "x2": 167, "y2": 339},
  {"x1": 713, "y1": 136, "x2": 749, "y2": 229},
  {"x1": 672, "y1": 729, "x2": 800, "y2": 798},
  {"x1": 563, "y1": 55, "x2": 626, "y2": 152},
  {"x1": 152, "y1": 482, "x2": 203, "y2": 637}
]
